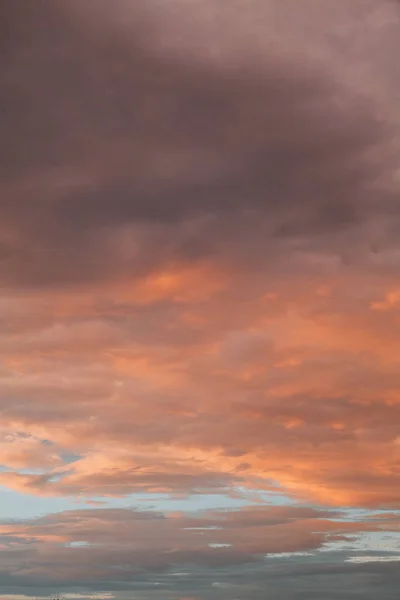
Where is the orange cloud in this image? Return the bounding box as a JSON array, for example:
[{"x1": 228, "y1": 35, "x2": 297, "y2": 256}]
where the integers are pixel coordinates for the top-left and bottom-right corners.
[{"x1": 0, "y1": 264, "x2": 400, "y2": 508}]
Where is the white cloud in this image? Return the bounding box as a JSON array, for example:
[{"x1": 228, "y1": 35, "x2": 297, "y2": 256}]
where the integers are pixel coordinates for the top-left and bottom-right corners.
[{"x1": 346, "y1": 555, "x2": 400, "y2": 563}]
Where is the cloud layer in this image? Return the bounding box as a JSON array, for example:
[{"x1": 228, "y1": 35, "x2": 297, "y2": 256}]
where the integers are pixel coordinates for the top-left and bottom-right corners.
[
  {"x1": 0, "y1": 506, "x2": 399, "y2": 599},
  {"x1": 1, "y1": 0, "x2": 400, "y2": 597}
]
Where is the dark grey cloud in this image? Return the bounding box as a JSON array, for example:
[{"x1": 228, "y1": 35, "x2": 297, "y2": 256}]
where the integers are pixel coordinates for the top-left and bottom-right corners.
[{"x1": 1, "y1": 0, "x2": 399, "y2": 287}]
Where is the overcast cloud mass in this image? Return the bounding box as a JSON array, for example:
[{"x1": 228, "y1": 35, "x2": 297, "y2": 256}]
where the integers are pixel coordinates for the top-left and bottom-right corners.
[{"x1": 0, "y1": 1, "x2": 400, "y2": 598}]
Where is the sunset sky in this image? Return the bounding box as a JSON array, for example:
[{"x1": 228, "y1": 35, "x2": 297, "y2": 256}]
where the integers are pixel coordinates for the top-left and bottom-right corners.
[{"x1": 1, "y1": 1, "x2": 400, "y2": 598}]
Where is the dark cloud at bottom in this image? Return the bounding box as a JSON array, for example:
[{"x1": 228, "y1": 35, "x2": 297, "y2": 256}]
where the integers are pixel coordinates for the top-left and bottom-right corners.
[{"x1": 0, "y1": 506, "x2": 398, "y2": 599}]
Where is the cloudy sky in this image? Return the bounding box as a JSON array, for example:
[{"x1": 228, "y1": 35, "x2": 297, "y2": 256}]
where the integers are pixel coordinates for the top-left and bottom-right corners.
[{"x1": 1, "y1": 0, "x2": 400, "y2": 598}]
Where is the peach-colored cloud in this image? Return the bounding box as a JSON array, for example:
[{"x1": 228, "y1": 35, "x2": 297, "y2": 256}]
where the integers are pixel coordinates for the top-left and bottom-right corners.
[
  {"x1": 0, "y1": 260, "x2": 399, "y2": 507},
  {"x1": 0, "y1": 431, "x2": 62, "y2": 469},
  {"x1": 371, "y1": 290, "x2": 400, "y2": 311}
]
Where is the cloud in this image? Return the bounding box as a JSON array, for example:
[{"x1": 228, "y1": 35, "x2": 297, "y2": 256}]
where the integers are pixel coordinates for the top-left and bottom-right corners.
[
  {"x1": 63, "y1": 594, "x2": 115, "y2": 599},
  {"x1": 0, "y1": 506, "x2": 398, "y2": 598},
  {"x1": 1, "y1": 0, "x2": 399, "y2": 287},
  {"x1": 0, "y1": 270, "x2": 400, "y2": 506},
  {"x1": 346, "y1": 555, "x2": 400, "y2": 562},
  {"x1": 1, "y1": 0, "x2": 400, "y2": 596}
]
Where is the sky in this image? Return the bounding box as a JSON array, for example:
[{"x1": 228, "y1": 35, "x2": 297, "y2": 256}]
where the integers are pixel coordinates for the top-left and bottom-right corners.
[{"x1": 0, "y1": 0, "x2": 400, "y2": 598}]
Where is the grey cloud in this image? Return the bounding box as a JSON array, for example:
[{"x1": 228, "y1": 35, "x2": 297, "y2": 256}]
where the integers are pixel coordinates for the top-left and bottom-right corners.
[
  {"x1": 0, "y1": 507, "x2": 398, "y2": 598},
  {"x1": 1, "y1": 0, "x2": 399, "y2": 286}
]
